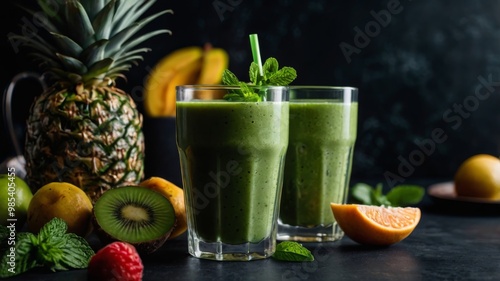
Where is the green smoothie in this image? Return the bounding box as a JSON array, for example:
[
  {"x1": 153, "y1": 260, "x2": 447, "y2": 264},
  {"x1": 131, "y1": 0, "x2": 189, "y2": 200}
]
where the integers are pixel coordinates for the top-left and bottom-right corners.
[
  {"x1": 176, "y1": 100, "x2": 288, "y2": 244},
  {"x1": 279, "y1": 100, "x2": 357, "y2": 227}
]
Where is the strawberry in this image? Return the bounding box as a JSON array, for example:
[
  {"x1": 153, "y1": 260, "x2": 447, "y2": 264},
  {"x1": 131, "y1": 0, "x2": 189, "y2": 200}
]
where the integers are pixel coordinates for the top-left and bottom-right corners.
[{"x1": 87, "y1": 242, "x2": 144, "y2": 281}]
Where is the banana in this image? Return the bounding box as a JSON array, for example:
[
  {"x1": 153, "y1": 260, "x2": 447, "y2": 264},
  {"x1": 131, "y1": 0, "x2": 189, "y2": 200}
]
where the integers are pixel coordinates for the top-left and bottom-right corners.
[
  {"x1": 162, "y1": 59, "x2": 202, "y2": 116},
  {"x1": 144, "y1": 46, "x2": 203, "y2": 117},
  {"x1": 144, "y1": 44, "x2": 229, "y2": 117},
  {"x1": 197, "y1": 45, "x2": 229, "y2": 85}
]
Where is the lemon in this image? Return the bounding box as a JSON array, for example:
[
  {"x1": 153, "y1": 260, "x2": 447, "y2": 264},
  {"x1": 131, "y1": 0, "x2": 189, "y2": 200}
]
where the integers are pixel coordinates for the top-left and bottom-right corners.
[
  {"x1": 27, "y1": 182, "x2": 93, "y2": 237},
  {"x1": 454, "y1": 154, "x2": 500, "y2": 199}
]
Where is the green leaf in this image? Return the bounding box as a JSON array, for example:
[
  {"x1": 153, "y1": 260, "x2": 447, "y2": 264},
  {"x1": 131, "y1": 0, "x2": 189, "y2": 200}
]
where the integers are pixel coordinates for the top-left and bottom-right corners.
[
  {"x1": 249, "y1": 62, "x2": 260, "y2": 85},
  {"x1": 386, "y1": 185, "x2": 425, "y2": 207},
  {"x1": 0, "y1": 232, "x2": 39, "y2": 278},
  {"x1": 222, "y1": 56, "x2": 297, "y2": 101},
  {"x1": 263, "y1": 57, "x2": 279, "y2": 76},
  {"x1": 351, "y1": 183, "x2": 374, "y2": 205},
  {"x1": 35, "y1": 218, "x2": 94, "y2": 272},
  {"x1": 56, "y1": 53, "x2": 88, "y2": 75},
  {"x1": 57, "y1": 234, "x2": 94, "y2": 270},
  {"x1": 49, "y1": 32, "x2": 83, "y2": 58},
  {"x1": 267, "y1": 67, "x2": 297, "y2": 86},
  {"x1": 350, "y1": 182, "x2": 425, "y2": 207},
  {"x1": 64, "y1": 0, "x2": 95, "y2": 47},
  {"x1": 272, "y1": 241, "x2": 314, "y2": 262},
  {"x1": 0, "y1": 218, "x2": 95, "y2": 278},
  {"x1": 372, "y1": 183, "x2": 392, "y2": 206},
  {"x1": 92, "y1": 0, "x2": 116, "y2": 40},
  {"x1": 222, "y1": 69, "x2": 240, "y2": 85},
  {"x1": 38, "y1": 217, "x2": 67, "y2": 241}
]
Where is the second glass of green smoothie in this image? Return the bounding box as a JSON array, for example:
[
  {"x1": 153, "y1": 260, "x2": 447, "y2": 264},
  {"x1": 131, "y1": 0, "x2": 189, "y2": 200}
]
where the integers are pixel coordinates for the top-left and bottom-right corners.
[
  {"x1": 176, "y1": 85, "x2": 289, "y2": 261},
  {"x1": 278, "y1": 86, "x2": 358, "y2": 242}
]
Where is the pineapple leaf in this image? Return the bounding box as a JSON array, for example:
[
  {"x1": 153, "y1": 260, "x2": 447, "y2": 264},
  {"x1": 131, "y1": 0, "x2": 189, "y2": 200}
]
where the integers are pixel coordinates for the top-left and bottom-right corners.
[
  {"x1": 47, "y1": 67, "x2": 81, "y2": 82},
  {"x1": 105, "y1": 23, "x2": 141, "y2": 56},
  {"x1": 112, "y1": 0, "x2": 142, "y2": 33},
  {"x1": 37, "y1": 0, "x2": 62, "y2": 20},
  {"x1": 49, "y1": 32, "x2": 83, "y2": 58},
  {"x1": 29, "y1": 53, "x2": 60, "y2": 68},
  {"x1": 137, "y1": 9, "x2": 174, "y2": 29},
  {"x1": 92, "y1": 0, "x2": 116, "y2": 40},
  {"x1": 67, "y1": 73, "x2": 83, "y2": 84},
  {"x1": 82, "y1": 58, "x2": 113, "y2": 81},
  {"x1": 80, "y1": 0, "x2": 106, "y2": 22},
  {"x1": 114, "y1": 55, "x2": 144, "y2": 67},
  {"x1": 79, "y1": 39, "x2": 109, "y2": 67},
  {"x1": 56, "y1": 53, "x2": 88, "y2": 75},
  {"x1": 8, "y1": 34, "x2": 57, "y2": 59},
  {"x1": 112, "y1": 1, "x2": 155, "y2": 36},
  {"x1": 19, "y1": 2, "x2": 62, "y2": 33},
  {"x1": 115, "y1": 30, "x2": 171, "y2": 58},
  {"x1": 64, "y1": 0, "x2": 94, "y2": 48},
  {"x1": 107, "y1": 9, "x2": 172, "y2": 54},
  {"x1": 105, "y1": 65, "x2": 134, "y2": 77}
]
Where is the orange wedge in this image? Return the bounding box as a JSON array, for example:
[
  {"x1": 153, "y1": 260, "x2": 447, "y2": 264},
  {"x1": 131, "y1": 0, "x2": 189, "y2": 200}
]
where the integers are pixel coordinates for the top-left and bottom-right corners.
[{"x1": 330, "y1": 203, "x2": 421, "y2": 246}]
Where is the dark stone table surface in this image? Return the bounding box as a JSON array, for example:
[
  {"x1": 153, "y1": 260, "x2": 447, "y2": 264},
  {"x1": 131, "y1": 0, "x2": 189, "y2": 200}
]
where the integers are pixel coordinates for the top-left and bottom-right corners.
[{"x1": 7, "y1": 178, "x2": 500, "y2": 281}]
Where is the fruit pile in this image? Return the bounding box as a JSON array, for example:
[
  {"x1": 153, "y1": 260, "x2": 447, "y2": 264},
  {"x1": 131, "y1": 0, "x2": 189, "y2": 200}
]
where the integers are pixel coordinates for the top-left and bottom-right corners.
[{"x1": 0, "y1": 175, "x2": 186, "y2": 280}]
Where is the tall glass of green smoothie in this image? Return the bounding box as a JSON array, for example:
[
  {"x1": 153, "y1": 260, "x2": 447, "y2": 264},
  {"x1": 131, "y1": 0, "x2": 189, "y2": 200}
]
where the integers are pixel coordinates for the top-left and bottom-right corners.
[
  {"x1": 278, "y1": 86, "x2": 358, "y2": 242},
  {"x1": 176, "y1": 85, "x2": 289, "y2": 261}
]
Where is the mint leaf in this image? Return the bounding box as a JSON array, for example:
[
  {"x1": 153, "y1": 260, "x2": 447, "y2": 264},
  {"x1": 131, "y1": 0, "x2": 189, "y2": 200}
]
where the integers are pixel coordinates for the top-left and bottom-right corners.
[
  {"x1": 35, "y1": 236, "x2": 66, "y2": 271},
  {"x1": 38, "y1": 217, "x2": 67, "y2": 240},
  {"x1": 350, "y1": 182, "x2": 425, "y2": 207},
  {"x1": 351, "y1": 183, "x2": 374, "y2": 205},
  {"x1": 267, "y1": 67, "x2": 297, "y2": 86},
  {"x1": 221, "y1": 69, "x2": 240, "y2": 85},
  {"x1": 249, "y1": 62, "x2": 260, "y2": 84},
  {"x1": 34, "y1": 218, "x2": 94, "y2": 272},
  {"x1": 373, "y1": 183, "x2": 392, "y2": 206},
  {"x1": 0, "y1": 218, "x2": 95, "y2": 278},
  {"x1": 57, "y1": 233, "x2": 94, "y2": 270},
  {"x1": 272, "y1": 241, "x2": 314, "y2": 262},
  {"x1": 0, "y1": 232, "x2": 39, "y2": 278},
  {"x1": 222, "y1": 56, "x2": 297, "y2": 101},
  {"x1": 386, "y1": 185, "x2": 425, "y2": 207}
]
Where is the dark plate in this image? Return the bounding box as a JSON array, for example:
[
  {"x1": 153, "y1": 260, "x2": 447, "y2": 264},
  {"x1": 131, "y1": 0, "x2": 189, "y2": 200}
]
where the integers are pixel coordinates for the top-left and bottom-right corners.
[{"x1": 427, "y1": 182, "x2": 500, "y2": 215}]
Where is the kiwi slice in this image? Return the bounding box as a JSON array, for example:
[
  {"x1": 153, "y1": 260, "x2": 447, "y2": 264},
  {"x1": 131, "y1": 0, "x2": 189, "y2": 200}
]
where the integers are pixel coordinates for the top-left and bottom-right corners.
[{"x1": 93, "y1": 186, "x2": 177, "y2": 254}]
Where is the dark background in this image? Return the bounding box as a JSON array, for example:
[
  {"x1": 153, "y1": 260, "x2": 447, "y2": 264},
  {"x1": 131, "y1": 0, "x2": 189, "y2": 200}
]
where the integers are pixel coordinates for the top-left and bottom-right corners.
[{"x1": 2, "y1": 0, "x2": 500, "y2": 186}]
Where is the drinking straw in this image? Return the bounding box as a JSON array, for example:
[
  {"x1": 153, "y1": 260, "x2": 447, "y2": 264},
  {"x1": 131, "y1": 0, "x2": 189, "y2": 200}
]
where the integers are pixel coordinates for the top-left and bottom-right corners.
[{"x1": 249, "y1": 34, "x2": 263, "y2": 77}]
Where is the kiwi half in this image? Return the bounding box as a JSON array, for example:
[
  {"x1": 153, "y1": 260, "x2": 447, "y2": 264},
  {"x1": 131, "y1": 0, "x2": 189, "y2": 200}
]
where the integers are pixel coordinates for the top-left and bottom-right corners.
[{"x1": 93, "y1": 186, "x2": 177, "y2": 254}]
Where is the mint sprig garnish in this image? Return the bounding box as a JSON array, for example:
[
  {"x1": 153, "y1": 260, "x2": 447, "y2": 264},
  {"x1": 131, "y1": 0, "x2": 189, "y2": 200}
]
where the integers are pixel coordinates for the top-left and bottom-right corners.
[
  {"x1": 272, "y1": 241, "x2": 314, "y2": 262},
  {"x1": 0, "y1": 217, "x2": 94, "y2": 278},
  {"x1": 351, "y1": 183, "x2": 425, "y2": 207},
  {"x1": 222, "y1": 57, "x2": 297, "y2": 102}
]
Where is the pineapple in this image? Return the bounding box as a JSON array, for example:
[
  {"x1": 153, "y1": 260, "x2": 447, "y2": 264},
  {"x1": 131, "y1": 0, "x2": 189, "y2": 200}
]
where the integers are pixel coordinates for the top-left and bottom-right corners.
[{"x1": 10, "y1": 0, "x2": 172, "y2": 202}]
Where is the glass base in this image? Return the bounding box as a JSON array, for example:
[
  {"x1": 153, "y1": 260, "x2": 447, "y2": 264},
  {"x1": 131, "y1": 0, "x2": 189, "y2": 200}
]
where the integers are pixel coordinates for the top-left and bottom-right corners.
[
  {"x1": 277, "y1": 221, "x2": 344, "y2": 242},
  {"x1": 188, "y1": 232, "x2": 276, "y2": 261}
]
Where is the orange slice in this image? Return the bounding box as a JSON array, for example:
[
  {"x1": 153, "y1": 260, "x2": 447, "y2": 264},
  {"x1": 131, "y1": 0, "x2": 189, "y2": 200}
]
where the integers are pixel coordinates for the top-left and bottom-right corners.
[{"x1": 330, "y1": 203, "x2": 421, "y2": 246}]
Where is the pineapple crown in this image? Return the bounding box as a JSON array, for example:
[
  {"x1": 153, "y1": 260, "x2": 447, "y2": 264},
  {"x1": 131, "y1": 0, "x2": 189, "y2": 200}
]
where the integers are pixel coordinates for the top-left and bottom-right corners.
[{"x1": 10, "y1": 0, "x2": 172, "y2": 87}]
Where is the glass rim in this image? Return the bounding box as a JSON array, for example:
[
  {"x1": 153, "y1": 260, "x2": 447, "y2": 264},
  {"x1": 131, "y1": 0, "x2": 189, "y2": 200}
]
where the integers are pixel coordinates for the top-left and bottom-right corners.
[
  {"x1": 176, "y1": 84, "x2": 288, "y2": 91},
  {"x1": 289, "y1": 85, "x2": 358, "y2": 91}
]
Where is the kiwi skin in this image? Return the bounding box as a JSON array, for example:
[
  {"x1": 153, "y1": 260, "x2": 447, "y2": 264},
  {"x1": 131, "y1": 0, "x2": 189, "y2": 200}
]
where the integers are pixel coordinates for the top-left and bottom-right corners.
[{"x1": 92, "y1": 186, "x2": 177, "y2": 255}]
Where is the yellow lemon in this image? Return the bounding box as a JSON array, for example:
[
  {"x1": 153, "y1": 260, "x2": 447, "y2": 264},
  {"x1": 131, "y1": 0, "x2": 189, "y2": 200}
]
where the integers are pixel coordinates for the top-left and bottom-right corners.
[
  {"x1": 454, "y1": 154, "x2": 500, "y2": 199},
  {"x1": 27, "y1": 182, "x2": 93, "y2": 237}
]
